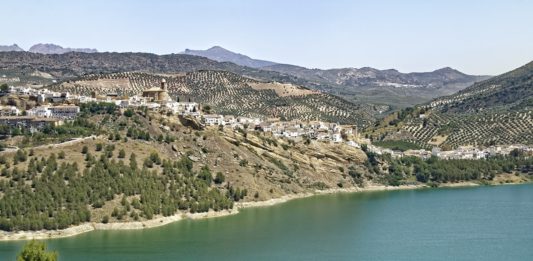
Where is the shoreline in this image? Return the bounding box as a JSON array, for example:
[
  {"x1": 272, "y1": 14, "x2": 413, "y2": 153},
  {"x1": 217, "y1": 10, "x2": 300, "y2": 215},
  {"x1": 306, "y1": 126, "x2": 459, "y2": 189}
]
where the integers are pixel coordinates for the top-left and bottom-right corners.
[{"x1": 0, "y1": 181, "x2": 528, "y2": 241}]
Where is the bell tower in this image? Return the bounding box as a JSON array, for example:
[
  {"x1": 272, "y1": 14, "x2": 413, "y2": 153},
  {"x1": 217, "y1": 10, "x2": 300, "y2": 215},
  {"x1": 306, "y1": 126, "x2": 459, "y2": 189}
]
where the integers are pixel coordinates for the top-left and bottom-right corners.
[{"x1": 161, "y1": 78, "x2": 167, "y2": 91}]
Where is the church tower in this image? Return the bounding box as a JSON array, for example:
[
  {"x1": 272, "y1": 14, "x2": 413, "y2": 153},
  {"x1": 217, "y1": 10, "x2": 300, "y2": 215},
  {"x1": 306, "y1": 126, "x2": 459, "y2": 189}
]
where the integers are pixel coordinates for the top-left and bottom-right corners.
[{"x1": 161, "y1": 78, "x2": 167, "y2": 91}]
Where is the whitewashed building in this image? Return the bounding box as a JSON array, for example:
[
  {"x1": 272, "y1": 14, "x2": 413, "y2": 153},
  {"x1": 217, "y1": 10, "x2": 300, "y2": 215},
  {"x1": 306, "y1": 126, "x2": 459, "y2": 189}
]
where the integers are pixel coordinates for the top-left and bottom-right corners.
[
  {"x1": 332, "y1": 132, "x2": 343, "y2": 143},
  {"x1": 48, "y1": 105, "x2": 80, "y2": 119},
  {"x1": 27, "y1": 106, "x2": 52, "y2": 118},
  {"x1": 0, "y1": 106, "x2": 21, "y2": 116},
  {"x1": 203, "y1": 114, "x2": 224, "y2": 126},
  {"x1": 166, "y1": 102, "x2": 199, "y2": 114}
]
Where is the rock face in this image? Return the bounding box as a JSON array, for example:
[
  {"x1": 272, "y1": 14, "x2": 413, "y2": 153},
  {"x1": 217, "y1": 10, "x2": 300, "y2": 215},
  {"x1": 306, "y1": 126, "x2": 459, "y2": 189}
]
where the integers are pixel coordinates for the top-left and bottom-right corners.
[
  {"x1": 29, "y1": 43, "x2": 97, "y2": 54},
  {"x1": 181, "y1": 46, "x2": 277, "y2": 68},
  {"x1": 0, "y1": 44, "x2": 24, "y2": 52}
]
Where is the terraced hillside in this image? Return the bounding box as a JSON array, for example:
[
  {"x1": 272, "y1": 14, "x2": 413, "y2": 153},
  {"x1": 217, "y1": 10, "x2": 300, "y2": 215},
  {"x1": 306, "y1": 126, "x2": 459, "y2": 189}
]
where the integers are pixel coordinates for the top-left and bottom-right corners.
[
  {"x1": 429, "y1": 61, "x2": 533, "y2": 112},
  {"x1": 389, "y1": 110, "x2": 532, "y2": 149},
  {"x1": 370, "y1": 61, "x2": 533, "y2": 148},
  {"x1": 49, "y1": 71, "x2": 377, "y2": 126}
]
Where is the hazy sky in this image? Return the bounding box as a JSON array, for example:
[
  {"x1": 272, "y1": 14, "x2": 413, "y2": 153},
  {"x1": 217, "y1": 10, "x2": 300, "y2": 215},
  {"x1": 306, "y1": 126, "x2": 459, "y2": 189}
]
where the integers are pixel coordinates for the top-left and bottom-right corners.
[{"x1": 3, "y1": 0, "x2": 533, "y2": 75}]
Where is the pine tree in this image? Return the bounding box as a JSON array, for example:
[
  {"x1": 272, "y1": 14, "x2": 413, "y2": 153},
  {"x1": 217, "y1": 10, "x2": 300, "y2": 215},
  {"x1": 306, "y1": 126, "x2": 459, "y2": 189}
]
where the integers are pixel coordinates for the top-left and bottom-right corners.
[{"x1": 16, "y1": 240, "x2": 58, "y2": 261}]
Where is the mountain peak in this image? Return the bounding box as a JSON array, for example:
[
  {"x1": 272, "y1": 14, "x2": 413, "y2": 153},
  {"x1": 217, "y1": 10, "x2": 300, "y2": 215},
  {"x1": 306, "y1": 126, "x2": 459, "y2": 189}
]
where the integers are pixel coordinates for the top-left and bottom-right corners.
[
  {"x1": 29, "y1": 43, "x2": 97, "y2": 54},
  {"x1": 207, "y1": 46, "x2": 227, "y2": 51},
  {"x1": 433, "y1": 67, "x2": 462, "y2": 74},
  {"x1": 0, "y1": 43, "x2": 24, "y2": 52},
  {"x1": 180, "y1": 46, "x2": 277, "y2": 68}
]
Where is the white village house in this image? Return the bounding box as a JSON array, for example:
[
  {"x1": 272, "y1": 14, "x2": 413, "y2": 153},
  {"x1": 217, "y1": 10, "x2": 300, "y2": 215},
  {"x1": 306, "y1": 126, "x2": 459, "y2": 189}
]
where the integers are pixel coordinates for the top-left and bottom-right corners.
[{"x1": 203, "y1": 114, "x2": 224, "y2": 126}]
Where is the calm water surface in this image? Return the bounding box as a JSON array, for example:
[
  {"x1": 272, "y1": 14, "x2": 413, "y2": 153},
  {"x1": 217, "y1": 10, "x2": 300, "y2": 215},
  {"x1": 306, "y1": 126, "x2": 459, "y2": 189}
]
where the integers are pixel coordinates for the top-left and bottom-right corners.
[{"x1": 1, "y1": 184, "x2": 532, "y2": 260}]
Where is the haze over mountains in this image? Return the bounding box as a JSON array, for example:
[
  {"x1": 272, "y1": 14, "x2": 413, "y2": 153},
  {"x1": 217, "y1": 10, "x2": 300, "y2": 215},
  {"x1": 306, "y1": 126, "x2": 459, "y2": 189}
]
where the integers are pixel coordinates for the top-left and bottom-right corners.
[
  {"x1": 0, "y1": 43, "x2": 97, "y2": 54},
  {"x1": 180, "y1": 46, "x2": 486, "y2": 89},
  {"x1": 0, "y1": 44, "x2": 24, "y2": 52},
  {"x1": 181, "y1": 46, "x2": 277, "y2": 68},
  {"x1": 1, "y1": 43, "x2": 489, "y2": 108},
  {"x1": 180, "y1": 46, "x2": 490, "y2": 107}
]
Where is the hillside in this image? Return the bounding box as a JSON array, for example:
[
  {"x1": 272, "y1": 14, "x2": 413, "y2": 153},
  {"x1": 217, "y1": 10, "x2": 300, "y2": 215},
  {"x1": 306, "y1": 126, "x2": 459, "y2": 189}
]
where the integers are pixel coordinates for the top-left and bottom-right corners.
[
  {"x1": 181, "y1": 46, "x2": 277, "y2": 68},
  {"x1": 369, "y1": 61, "x2": 533, "y2": 148},
  {"x1": 0, "y1": 50, "x2": 487, "y2": 108},
  {"x1": 1, "y1": 103, "x2": 530, "y2": 233},
  {"x1": 49, "y1": 71, "x2": 377, "y2": 126},
  {"x1": 429, "y1": 61, "x2": 533, "y2": 112},
  {"x1": 0, "y1": 51, "x2": 316, "y2": 89},
  {"x1": 179, "y1": 46, "x2": 489, "y2": 107},
  {"x1": 0, "y1": 106, "x2": 372, "y2": 231},
  {"x1": 263, "y1": 64, "x2": 490, "y2": 107}
]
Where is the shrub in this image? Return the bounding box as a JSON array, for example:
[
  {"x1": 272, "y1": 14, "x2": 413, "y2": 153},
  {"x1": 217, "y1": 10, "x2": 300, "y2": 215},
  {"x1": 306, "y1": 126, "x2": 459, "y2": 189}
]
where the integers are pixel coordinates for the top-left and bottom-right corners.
[{"x1": 214, "y1": 172, "x2": 225, "y2": 184}]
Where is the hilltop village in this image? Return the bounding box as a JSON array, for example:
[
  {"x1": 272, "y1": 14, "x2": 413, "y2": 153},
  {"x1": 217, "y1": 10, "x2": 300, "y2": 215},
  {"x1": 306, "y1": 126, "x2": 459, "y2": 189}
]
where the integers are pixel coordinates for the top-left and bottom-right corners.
[{"x1": 0, "y1": 81, "x2": 530, "y2": 159}]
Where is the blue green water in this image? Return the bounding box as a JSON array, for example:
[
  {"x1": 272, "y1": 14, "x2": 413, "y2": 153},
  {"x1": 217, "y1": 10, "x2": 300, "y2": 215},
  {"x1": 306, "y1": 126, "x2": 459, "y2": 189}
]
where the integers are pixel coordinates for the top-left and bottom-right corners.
[{"x1": 1, "y1": 184, "x2": 532, "y2": 260}]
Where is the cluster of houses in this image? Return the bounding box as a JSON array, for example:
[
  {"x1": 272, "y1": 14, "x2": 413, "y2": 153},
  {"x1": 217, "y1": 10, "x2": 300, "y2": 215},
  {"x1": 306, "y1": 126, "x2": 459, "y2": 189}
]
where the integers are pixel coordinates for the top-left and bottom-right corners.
[
  {"x1": 1, "y1": 82, "x2": 362, "y2": 145},
  {"x1": 2, "y1": 82, "x2": 531, "y2": 159},
  {"x1": 0, "y1": 86, "x2": 84, "y2": 131},
  {"x1": 202, "y1": 114, "x2": 359, "y2": 144},
  {"x1": 367, "y1": 143, "x2": 533, "y2": 160},
  {"x1": 3, "y1": 85, "x2": 89, "y2": 104},
  {"x1": 25, "y1": 105, "x2": 80, "y2": 119},
  {"x1": 0, "y1": 105, "x2": 20, "y2": 116}
]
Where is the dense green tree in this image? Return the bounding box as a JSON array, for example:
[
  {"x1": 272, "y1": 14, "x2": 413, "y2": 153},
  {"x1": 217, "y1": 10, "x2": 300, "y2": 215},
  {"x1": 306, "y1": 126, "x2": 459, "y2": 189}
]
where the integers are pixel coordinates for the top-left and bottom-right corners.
[
  {"x1": 0, "y1": 83, "x2": 8, "y2": 93},
  {"x1": 16, "y1": 240, "x2": 58, "y2": 261},
  {"x1": 118, "y1": 149, "x2": 126, "y2": 159},
  {"x1": 123, "y1": 109, "x2": 134, "y2": 117},
  {"x1": 214, "y1": 172, "x2": 225, "y2": 184},
  {"x1": 0, "y1": 152, "x2": 234, "y2": 231}
]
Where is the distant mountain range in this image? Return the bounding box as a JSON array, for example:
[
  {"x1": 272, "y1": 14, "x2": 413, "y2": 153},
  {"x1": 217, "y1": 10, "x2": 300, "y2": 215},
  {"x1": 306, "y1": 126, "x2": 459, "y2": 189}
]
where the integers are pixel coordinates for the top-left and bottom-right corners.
[
  {"x1": 181, "y1": 46, "x2": 277, "y2": 68},
  {"x1": 0, "y1": 44, "x2": 24, "y2": 52},
  {"x1": 0, "y1": 44, "x2": 489, "y2": 108},
  {"x1": 0, "y1": 43, "x2": 97, "y2": 54},
  {"x1": 180, "y1": 46, "x2": 490, "y2": 107}
]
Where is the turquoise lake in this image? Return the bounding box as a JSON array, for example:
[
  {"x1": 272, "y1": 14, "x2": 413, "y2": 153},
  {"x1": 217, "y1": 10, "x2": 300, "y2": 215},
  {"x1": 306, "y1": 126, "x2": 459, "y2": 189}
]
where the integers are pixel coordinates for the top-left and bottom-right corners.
[{"x1": 1, "y1": 184, "x2": 532, "y2": 260}]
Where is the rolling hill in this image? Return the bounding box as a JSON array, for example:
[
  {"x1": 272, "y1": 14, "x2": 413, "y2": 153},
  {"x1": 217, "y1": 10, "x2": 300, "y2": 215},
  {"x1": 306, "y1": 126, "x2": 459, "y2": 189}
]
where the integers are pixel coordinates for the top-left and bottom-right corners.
[
  {"x1": 261, "y1": 64, "x2": 490, "y2": 107},
  {"x1": 0, "y1": 51, "x2": 316, "y2": 88},
  {"x1": 49, "y1": 71, "x2": 378, "y2": 126},
  {"x1": 180, "y1": 46, "x2": 490, "y2": 107},
  {"x1": 428, "y1": 61, "x2": 533, "y2": 112},
  {"x1": 0, "y1": 49, "x2": 488, "y2": 108},
  {"x1": 370, "y1": 61, "x2": 533, "y2": 148}
]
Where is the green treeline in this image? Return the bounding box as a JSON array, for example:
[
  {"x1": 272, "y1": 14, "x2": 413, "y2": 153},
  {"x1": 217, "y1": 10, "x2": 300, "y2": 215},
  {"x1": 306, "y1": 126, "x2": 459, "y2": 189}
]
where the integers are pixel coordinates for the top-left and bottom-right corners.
[
  {"x1": 0, "y1": 150, "x2": 235, "y2": 231},
  {"x1": 362, "y1": 147, "x2": 532, "y2": 186}
]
